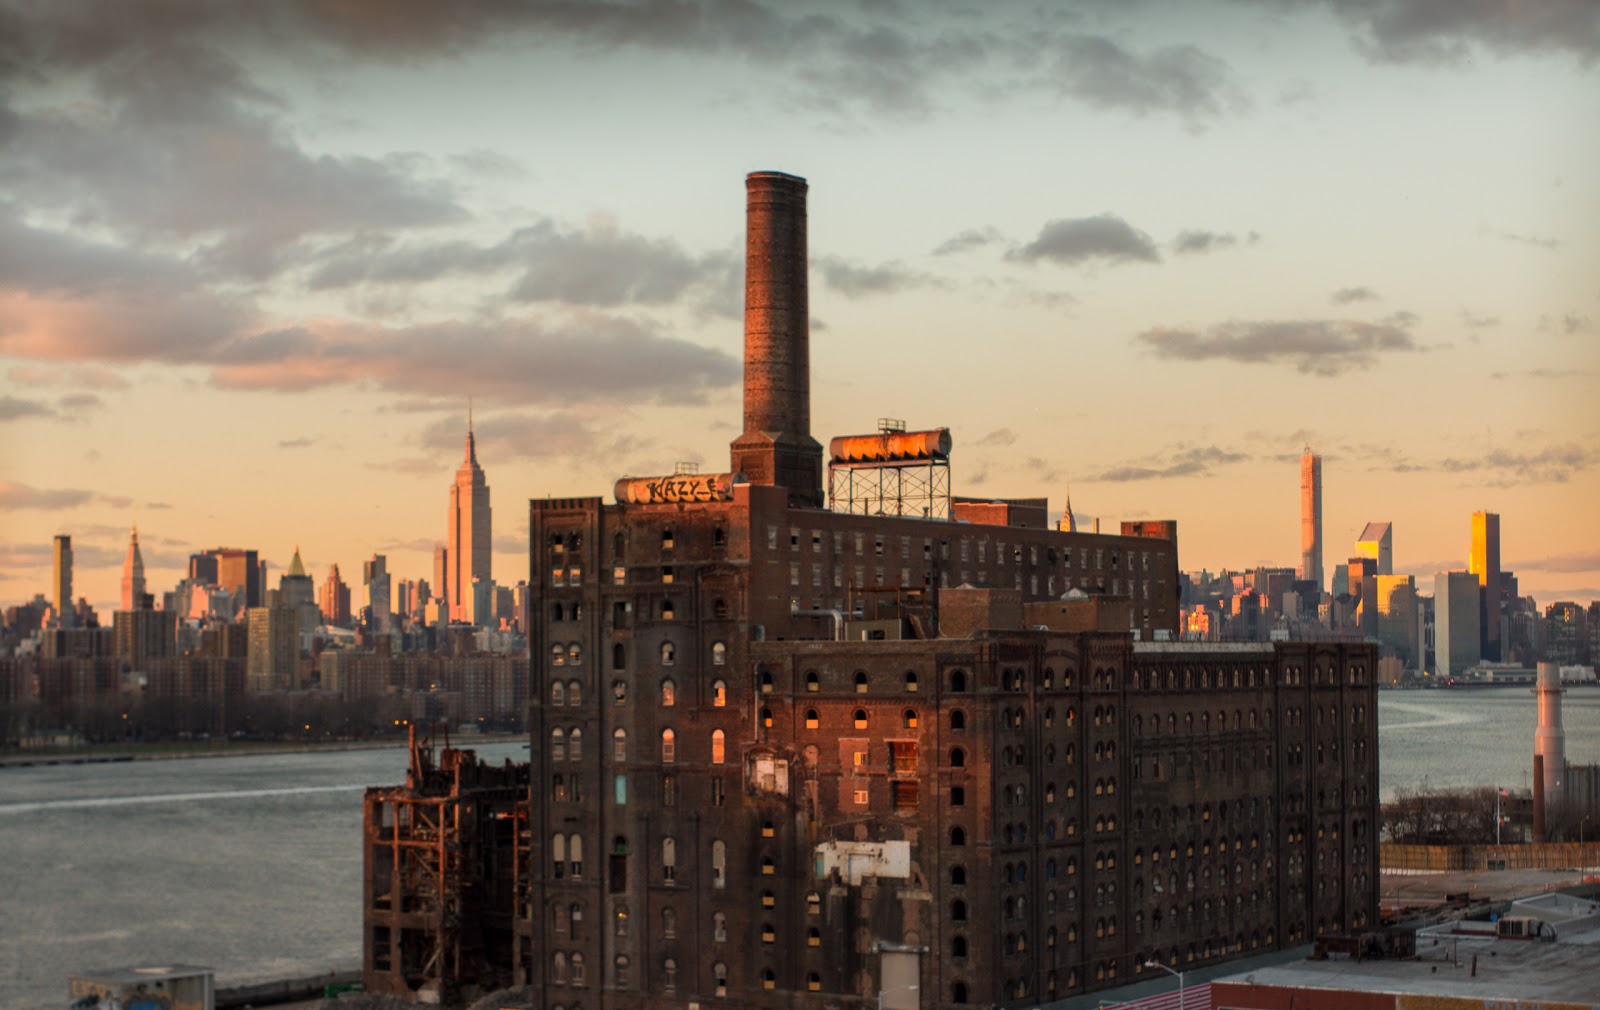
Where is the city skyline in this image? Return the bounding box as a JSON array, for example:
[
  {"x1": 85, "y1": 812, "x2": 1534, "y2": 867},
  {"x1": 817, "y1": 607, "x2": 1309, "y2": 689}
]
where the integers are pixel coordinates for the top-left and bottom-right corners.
[{"x1": 2, "y1": 0, "x2": 1597, "y2": 614}]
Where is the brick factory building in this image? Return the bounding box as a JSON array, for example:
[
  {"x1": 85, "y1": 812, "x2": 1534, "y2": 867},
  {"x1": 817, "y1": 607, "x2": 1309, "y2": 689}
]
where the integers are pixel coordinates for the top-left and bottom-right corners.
[{"x1": 363, "y1": 172, "x2": 1380, "y2": 1008}]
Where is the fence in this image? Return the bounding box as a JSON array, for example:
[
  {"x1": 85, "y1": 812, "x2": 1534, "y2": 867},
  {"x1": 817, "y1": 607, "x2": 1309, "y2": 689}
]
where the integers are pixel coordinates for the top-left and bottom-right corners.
[{"x1": 1380, "y1": 842, "x2": 1600, "y2": 872}]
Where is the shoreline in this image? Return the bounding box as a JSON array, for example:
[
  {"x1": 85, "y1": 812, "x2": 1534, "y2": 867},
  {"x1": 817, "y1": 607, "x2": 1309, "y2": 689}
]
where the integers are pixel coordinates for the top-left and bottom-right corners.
[{"x1": 0, "y1": 732, "x2": 528, "y2": 768}]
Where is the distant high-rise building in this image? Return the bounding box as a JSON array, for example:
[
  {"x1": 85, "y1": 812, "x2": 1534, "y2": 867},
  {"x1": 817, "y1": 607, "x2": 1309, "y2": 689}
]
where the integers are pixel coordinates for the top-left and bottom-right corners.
[
  {"x1": 1299, "y1": 448, "x2": 1323, "y2": 592},
  {"x1": 1470, "y1": 511, "x2": 1502, "y2": 661},
  {"x1": 279, "y1": 546, "x2": 320, "y2": 637},
  {"x1": 213, "y1": 548, "x2": 262, "y2": 609},
  {"x1": 447, "y1": 423, "x2": 492, "y2": 625},
  {"x1": 1347, "y1": 556, "x2": 1377, "y2": 637},
  {"x1": 113, "y1": 607, "x2": 176, "y2": 669},
  {"x1": 432, "y1": 545, "x2": 449, "y2": 611},
  {"x1": 51, "y1": 534, "x2": 73, "y2": 627},
  {"x1": 363, "y1": 554, "x2": 393, "y2": 633},
  {"x1": 1375, "y1": 574, "x2": 1418, "y2": 665},
  {"x1": 319, "y1": 564, "x2": 352, "y2": 628},
  {"x1": 1435, "y1": 570, "x2": 1482, "y2": 677},
  {"x1": 247, "y1": 590, "x2": 298, "y2": 693},
  {"x1": 1058, "y1": 484, "x2": 1077, "y2": 532},
  {"x1": 1355, "y1": 521, "x2": 1392, "y2": 576},
  {"x1": 188, "y1": 551, "x2": 219, "y2": 585},
  {"x1": 119, "y1": 527, "x2": 146, "y2": 611}
]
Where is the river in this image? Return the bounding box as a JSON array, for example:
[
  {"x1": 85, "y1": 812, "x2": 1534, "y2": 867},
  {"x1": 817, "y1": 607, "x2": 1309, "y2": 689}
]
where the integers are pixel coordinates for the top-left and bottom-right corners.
[{"x1": 2, "y1": 690, "x2": 1597, "y2": 1009}]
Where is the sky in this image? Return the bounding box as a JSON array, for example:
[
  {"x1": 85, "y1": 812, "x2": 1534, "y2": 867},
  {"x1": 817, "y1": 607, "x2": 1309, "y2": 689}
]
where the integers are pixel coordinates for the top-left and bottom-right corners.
[{"x1": 2, "y1": 0, "x2": 1597, "y2": 618}]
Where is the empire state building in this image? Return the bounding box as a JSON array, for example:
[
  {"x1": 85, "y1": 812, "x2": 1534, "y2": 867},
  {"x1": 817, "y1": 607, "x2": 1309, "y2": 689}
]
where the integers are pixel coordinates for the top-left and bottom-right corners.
[{"x1": 447, "y1": 423, "x2": 492, "y2": 625}]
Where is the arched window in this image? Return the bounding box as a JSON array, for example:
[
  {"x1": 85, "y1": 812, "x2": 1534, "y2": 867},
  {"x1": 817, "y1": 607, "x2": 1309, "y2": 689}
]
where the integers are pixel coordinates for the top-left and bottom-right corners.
[
  {"x1": 660, "y1": 641, "x2": 675, "y2": 666},
  {"x1": 552, "y1": 833, "x2": 567, "y2": 876},
  {"x1": 807, "y1": 970, "x2": 822, "y2": 991},
  {"x1": 567, "y1": 680, "x2": 582, "y2": 705},
  {"x1": 950, "y1": 746, "x2": 966, "y2": 767},
  {"x1": 712, "y1": 913, "x2": 727, "y2": 941},
  {"x1": 551, "y1": 729, "x2": 566, "y2": 762},
  {"x1": 853, "y1": 709, "x2": 868, "y2": 729},
  {"x1": 761, "y1": 706, "x2": 773, "y2": 728},
  {"x1": 552, "y1": 644, "x2": 567, "y2": 666},
  {"x1": 569, "y1": 833, "x2": 584, "y2": 877},
  {"x1": 568, "y1": 643, "x2": 582, "y2": 666},
  {"x1": 568, "y1": 729, "x2": 583, "y2": 760},
  {"x1": 612, "y1": 643, "x2": 625, "y2": 670},
  {"x1": 570, "y1": 952, "x2": 585, "y2": 985},
  {"x1": 951, "y1": 899, "x2": 968, "y2": 921},
  {"x1": 951, "y1": 670, "x2": 967, "y2": 692},
  {"x1": 759, "y1": 669, "x2": 774, "y2": 694},
  {"x1": 711, "y1": 839, "x2": 727, "y2": 888},
  {"x1": 903, "y1": 708, "x2": 919, "y2": 729},
  {"x1": 951, "y1": 865, "x2": 966, "y2": 885},
  {"x1": 613, "y1": 729, "x2": 627, "y2": 762},
  {"x1": 660, "y1": 679, "x2": 675, "y2": 706},
  {"x1": 662, "y1": 837, "x2": 677, "y2": 882},
  {"x1": 711, "y1": 729, "x2": 726, "y2": 764},
  {"x1": 952, "y1": 935, "x2": 968, "y2": 957},
  {"x1": 713, "y1": 961, "x2": 728, "y2": 997},
  {"x1": 712, "y1": 679, "x2": 727, "y2": 707},
  {"x1": 950, "y1": 826, "x2": 966, "y2": 846},
  {"x1": 661, "y1": 729, "x2": 675, "y2": 763},
  {"x1": 761, "y1": 968, "x2": 776, "y2": 990},
  {"x1": 553, "y1": 952, "x2": 567, "y2": 984},
  {"x1": 712, "y1": 641, "x2": 727, "y2": 666},
  {"x1": 954, "y1": 982, "x2": 969, "y2": 1004},
  {"x1": 805, "y1": 709, "x2": 820, "y2": 730},
  {"x1": 551, "y1": 681, "x2": 566, "y2": 706},
  {"x1": 805, "y1": 670, "x2": 820, "y2": 692},
  {"x1": 950, "y1": 709, "x2": 966, "y2": 730},
  {"x1": 855, "y1": 671, "x2": 869, "y2": 693},
  {"x1": 905, "y1": 671, "x2": 919, "y2": 692},
  {"x1": 951, "y1": 786, "x2": 966, "y2": 807}
]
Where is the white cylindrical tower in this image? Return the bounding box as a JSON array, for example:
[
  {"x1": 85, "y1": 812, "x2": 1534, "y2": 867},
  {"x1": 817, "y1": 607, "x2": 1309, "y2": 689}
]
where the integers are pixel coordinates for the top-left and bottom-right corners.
[{"x1": 1534, "y1": 661, "x2": 1566, "y2": 801}]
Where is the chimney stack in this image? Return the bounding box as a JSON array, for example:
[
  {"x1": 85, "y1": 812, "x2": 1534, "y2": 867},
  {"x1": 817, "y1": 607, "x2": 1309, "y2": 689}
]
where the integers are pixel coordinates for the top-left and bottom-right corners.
[{"x1": 731, "y1": 171, "x2": 823, "y2": 507}]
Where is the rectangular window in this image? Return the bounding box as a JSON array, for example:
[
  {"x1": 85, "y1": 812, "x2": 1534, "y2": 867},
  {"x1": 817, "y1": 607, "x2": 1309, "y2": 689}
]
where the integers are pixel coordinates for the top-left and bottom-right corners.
[
  {"x1": 889, "y1": 741, "x2": 918, "y2": 775},
  {"x1": 612, "y1": 566, "x2": 625, "y2": 584},
  {"x1": 853, "y1": 750, "x2": 868, "y2": 767},
  {"x1": 551, "y1": 568, "x2": 565, "y2": 587},
  {"x1": 663, "y1": 774, "x2": 677, "y2": 806},
  {"x1": 711, "y1": 778, "x2": 725, "y2": 806},
  {"x1": 790, "y1": 563, "x2": 801, "y2": 587},
  {"x1": 614, "y1": 774, "x2": 627, "y2": 805},
  {"x1": 767, "y1": 525, "x2": 779, "y2": 549},
  {"x1": 812, "y1": 531, "x2": 822, "y2": 553},
  {"x1": 853, "y1": 788, "x2": 869, "y2": 805}
]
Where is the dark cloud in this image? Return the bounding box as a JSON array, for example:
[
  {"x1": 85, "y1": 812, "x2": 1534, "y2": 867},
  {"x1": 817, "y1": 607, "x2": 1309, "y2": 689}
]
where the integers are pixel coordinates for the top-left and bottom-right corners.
[
  {"x1": 420, "y1": 410, "x2": 643, "y2": 464},
  {"x1": 1491, "y1": 228, "x2": 1560, "y2": 249},
  {"x1": 1514, "y1": 549, "x2": 1600, "y2": 574},
  {"x1": 1331, "y1": 286, "x2": 1379, "y2": 304},
  {"x1": 1539, "y1": 313, "x2": 1596, "y2": 336},
  {"x1": 933, "y1": 227, "x2": 1004, "y2": 256},
  {"x1": 1273, "y1": 0, "x2": 1600, "y2": 65},
  {"x1": 1172, "y1": 230, "x2": 1256, "y2": 255},
  {"x1": 1135, "y1": 318, "x2": 1424, "y2": 375},
  {"x1": 1050, "y1": 34, "x2": 1243, "y2": 123},
  {"x1": 1435, "y1": 443, "x2": 1598, "y2": 485},
  {"x1": 56, "y1": 392, "x2": 102, "y2": 412},
  {"x1": 206, "y1": 315, "x2": 739, "y2": 407},
  {"x1": 1087, "y1": 445, "x2": 1249, "y2": 482},
  {"x1": 278, "y1": 436, "x2": 318, "y2": 449},
  {"x1": 815, "y1": 256, "x2": 935, "y2": 297},
  {"x1": 1010, "y1": 215, "x2": 1160, "y2": 267},
  {"x1": 0, "y1": 480, "x2": 95, "y2": 510},
  {"x1": 975, "y1": 428, "x2": 1018, "y2": 447},
  {"x1": 0, "y1": 395, "x2": 53, "y2": 421}
]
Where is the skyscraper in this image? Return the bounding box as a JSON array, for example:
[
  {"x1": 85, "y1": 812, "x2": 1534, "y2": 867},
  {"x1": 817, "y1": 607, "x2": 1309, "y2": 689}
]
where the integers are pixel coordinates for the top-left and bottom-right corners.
[
  {"x1": 120, "y1": 526, "x2": 146, "y2": 611},
  {"x1": 1355, "y1": 521, "x2": 1392, "y2": 576},
  {"x1": 363, "y1": 553, "x2": 392, "y2": 633},
  {"x1": 447, "y1": 422, "x2": 492, "y2": 625},
  {"x1": 1470, "y1": 511, "x2": 1502, "y2": 661},
  {"x1": 1299, "y1": 447, "x2": 1323, "y2": 592},
  {"x1": 1436, "y1": 570, "x2": 1482, "y2": 677},
  {"x1": 279, "y1": 546, "x2": 320, "y2": 637},
  {"x1": 51, "y1": 534, "x2": 73, "y2": 627},
  {"x1": 320, "y1": 564, "x2": 352, "y2": 627}
]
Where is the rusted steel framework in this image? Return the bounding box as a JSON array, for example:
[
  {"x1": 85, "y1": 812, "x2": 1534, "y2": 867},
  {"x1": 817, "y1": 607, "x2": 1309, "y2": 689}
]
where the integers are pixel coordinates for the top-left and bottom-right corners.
[
  {"x1": 363, "y1": 729, "x2": 530, "y2": 1004},
  {"x1": 828, "y1": 422, "x2": 952, "y2": 519}
]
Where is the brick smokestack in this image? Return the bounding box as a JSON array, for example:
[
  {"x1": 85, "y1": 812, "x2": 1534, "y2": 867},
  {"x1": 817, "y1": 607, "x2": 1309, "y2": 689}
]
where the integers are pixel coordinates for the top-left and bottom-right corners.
[{"x1": 731, "y1": 171, "x2": 823, "y2": 507}]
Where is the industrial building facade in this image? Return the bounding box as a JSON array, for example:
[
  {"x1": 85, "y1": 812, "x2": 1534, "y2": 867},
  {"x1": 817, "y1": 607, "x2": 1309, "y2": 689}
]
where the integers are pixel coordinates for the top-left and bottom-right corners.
[{"x1": 363, "y1": 171, "x2": 1379, "y2": 1008}]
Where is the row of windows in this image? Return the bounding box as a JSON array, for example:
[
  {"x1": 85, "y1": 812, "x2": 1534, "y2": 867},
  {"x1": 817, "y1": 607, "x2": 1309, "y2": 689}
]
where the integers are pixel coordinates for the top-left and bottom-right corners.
[
  {"x1": 770, "y1": 525, "x2": 1160, "y2": 574},
  {"x1": 553, "y1": 728, "x2": 726, "y2": 765}
]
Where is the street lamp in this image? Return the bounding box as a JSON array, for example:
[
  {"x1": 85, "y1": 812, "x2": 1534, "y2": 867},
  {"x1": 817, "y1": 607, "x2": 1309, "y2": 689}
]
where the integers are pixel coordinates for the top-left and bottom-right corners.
[
  {"x1": 877, "y1": 983, "x2": 919, "y2": 1010},
  {"x1": 1143, "y1": 960, "x2": 1185, "y2": 1010}
]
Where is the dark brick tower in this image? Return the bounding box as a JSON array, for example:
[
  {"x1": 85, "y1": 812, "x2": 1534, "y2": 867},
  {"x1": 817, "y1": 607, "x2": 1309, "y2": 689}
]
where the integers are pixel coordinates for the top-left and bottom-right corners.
[{"x1": 730, "y1": 171, "x2": 824, "y2": 508}]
